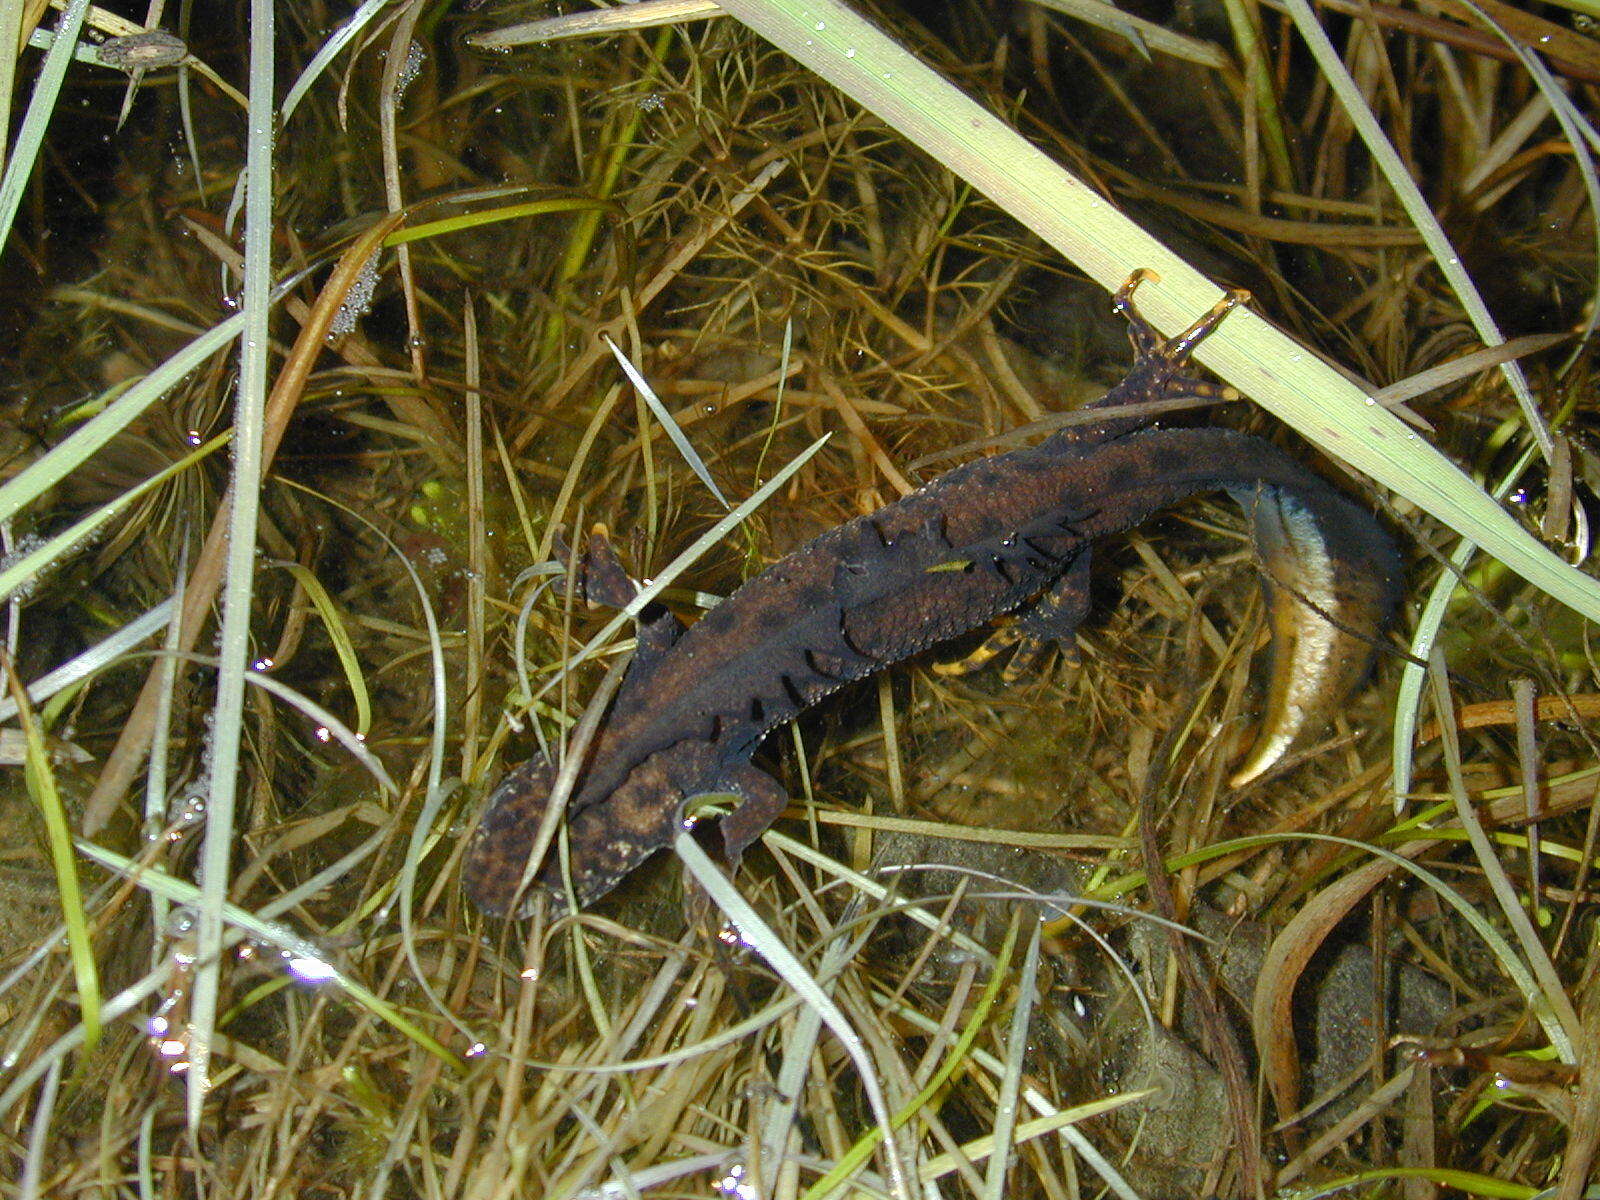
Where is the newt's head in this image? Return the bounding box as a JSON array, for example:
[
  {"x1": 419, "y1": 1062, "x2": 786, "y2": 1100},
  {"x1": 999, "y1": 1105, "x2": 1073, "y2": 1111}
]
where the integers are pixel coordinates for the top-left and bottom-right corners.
[{"x1": 463, "y1": 741, "x2": 723, "y2": 917}]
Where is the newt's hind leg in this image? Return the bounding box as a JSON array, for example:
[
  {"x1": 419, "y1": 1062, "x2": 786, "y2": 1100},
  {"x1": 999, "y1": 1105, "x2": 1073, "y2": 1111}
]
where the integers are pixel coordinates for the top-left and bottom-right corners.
[
  {"x1": 936, "y1": 553, "x2": 1093, "y2": 681},
  {"x1": 1114, "y1": 268, "x2": 1166, "y2": 359},
  {"x1": 933, "y1": 617, "x2": 1027, "y2": 678},
  {"x1": 1006, "y1": 550, "x2": 1093, "y2": 679},
  {"x1": 554, "y1": 524, "x2": 637, "y2": 609},
  {"x1": 1112, "y1": 270, "x2": 1249, "y2": 404}
]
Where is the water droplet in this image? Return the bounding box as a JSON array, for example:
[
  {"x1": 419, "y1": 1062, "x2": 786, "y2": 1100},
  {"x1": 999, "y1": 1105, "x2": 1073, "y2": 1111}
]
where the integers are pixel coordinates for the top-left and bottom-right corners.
[{"x1": 285, "y1": 953, "x2": 338, "y2": 984}]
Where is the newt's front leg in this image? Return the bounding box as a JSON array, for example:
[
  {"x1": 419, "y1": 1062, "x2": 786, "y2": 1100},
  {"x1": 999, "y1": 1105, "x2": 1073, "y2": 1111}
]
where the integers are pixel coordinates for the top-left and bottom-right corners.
[
  {"x1": 936, "y1": 551, "x2": 1092, "y2": 680},
  {"x1": 557, "y1": 525, "x2": 686, "y2": 701}
]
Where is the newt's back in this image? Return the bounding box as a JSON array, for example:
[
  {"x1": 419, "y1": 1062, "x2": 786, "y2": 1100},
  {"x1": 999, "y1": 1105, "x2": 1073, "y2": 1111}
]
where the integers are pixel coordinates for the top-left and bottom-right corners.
[{"x1": 463, "y1": 277, "x2": 1399, "y2": 916}]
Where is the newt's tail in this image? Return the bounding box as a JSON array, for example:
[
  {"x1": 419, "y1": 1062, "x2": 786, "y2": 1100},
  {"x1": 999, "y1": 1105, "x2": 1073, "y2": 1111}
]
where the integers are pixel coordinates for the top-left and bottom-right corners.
[
  {"x1": 1227, "y1": 477, "x2": 1402, "y2": 784},
  {"x1": 1077, "y1": 424, "x2": 1402, "y2": 785}
]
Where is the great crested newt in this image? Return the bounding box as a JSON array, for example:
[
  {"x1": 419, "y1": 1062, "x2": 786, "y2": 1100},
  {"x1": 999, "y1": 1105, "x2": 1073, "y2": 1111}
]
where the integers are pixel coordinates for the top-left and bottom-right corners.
[{"x1": 464, "y1": 272, "x2": 1401, "y2": 917}]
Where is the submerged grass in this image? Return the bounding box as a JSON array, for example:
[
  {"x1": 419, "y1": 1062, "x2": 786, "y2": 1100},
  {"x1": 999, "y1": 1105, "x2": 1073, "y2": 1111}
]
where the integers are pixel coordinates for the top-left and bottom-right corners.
[{"x1": 0, "y1": 0, "x2": 1596, "y2": 1197}]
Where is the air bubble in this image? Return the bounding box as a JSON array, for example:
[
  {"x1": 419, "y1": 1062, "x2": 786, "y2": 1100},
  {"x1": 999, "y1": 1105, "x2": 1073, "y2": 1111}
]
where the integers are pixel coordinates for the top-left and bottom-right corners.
[{"x1": 328, "y1": 251, "x2": 381, "y2": 339}]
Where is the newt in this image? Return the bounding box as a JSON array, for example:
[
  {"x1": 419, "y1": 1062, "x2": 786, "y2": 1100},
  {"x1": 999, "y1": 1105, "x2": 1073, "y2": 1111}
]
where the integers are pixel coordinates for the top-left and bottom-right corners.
[{"x1": 464, "y1": 272, "x2": 1401, "y2": 917}]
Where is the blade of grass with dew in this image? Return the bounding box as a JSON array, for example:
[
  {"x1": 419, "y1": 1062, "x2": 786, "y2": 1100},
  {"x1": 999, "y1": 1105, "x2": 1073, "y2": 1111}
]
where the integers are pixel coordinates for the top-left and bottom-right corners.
[
  {"x1": 492, "y1": 992, "x2": 805, "y2": 1075},
  {"x1": 1544, "y1": 0, "x2": 1600, "y2": 18},
  {"x1": 18, "y1": 1059, "x2": 62, "y2": 1200},
  {"x1": 1391, "y1": 445, "x2": 1535, "y2": 807},
  {"x1": 675, "y1": 829, "x2": 914, "y2": 1200},
  {"x1": 1282, "y1": 1166, "x2": 1539, "y2": 1200},
  {"x1": 876, "y1": 983, "x2": 1146, "y2": 1200},
  {"x1": 1427, "y1": 655, "x2": 1580, "y2": 1045},
  {"x1": 6, "y1": 672, "x2": 100, "y2": 1049},
  {"x1": 468, "y1": 0, "x2": 722, "y2": 47},
  {"x1": 764, "y1": 827, "x2": 1172, "y2": 945},
  {"x1": 500, "y1": 156, "x2": 786, "y2": 462},
  {"x1": 279, "y1": 0, "x2": 391, "y2": 123},
  {"x1": 0, "y1": 0, "x2": 90, "y2": 256},
  {"x1": 187, "y1": 0, "x2": 275, "y2": 1131},
  {"x1": 508, "y1": 569, "x2": 563, "y2": 718},
  {"x1": 751, "y1": 318, "x2": 795, "y2": 488},
  {"x1": 242, "y1": 671, "x2": 397, "y2": 795},
  {"x1": 175, "y1": 33, "x2": 208, "y2": 206},
  {"x1": 463, "y1": 296, "x2": 486, "y2": 779},
  {"x1": 926, "y1": 1096, "x2": 1147, "y2": 1186},
  {"x1": 1486, "y1": 16, "x2": 1600, "y2": 353},
  {"x1": 604, "y1": 333, "x2": 729, "y2": 508},
  {"x1": 538, "y1": 24, "x2": 670, "y2": 360},
  {"x1": 80, "y1": 217, "x2": 405, "y2": 838},
  {"x1": 1391, "y1": 9, "x2": 1600, "y2": 816},
  {"x1": 376, "y1": 4, "x2": 432, "y2": 396},
  {"x1": 1028, "y1": 0, "x2": 1229, "y2": 70},
  {"x1": 549, "y1": 949, "x2": 695, "y2": 1147},
  {"x1": 40, "y1": 290, "x2": 207, "y2": 346},
  {"x1": 144, "y1": 549, "x2": 187, "y2": 967},
  {"x1": 268, "y1": 561, "x2": 372, "y2": 739},
  {"x1": 0, "y1": 2, "x2": 20, "y2": 162},
  {"x1": 1172, "y1": 830, "x2": 1579, "y2": 1064},
  {"x1": 72, "y1": 840, "x2": 463, "y2": 1070},
  {"x1": 755, "y1": 866, "x2": 889, "y2": 1190},
  {"x1": 711, "y1": 0, "x2": 1600, "y2": 626},
  {"x1": 22, "y1": 25, "x2": 101, "y2": 65},
  {"x1": 1218, "y1": 0, "x2": 1295, "y2": 190},
  {"x1": 807, "y1": 808, "x2": 1124, "y2": 853},
  {"x1": 0, "y1": 432, "x2": 230, "y2": 605},
  {"x1": 540, "y1": 382, "x2": 625, "y2": 563},
  {"x1": 0, "y1": 965, "x2": 167, "y2": 1125},
  {"x1": 1080, "y1": 824, "x2": 1577, "y2": 1062}
]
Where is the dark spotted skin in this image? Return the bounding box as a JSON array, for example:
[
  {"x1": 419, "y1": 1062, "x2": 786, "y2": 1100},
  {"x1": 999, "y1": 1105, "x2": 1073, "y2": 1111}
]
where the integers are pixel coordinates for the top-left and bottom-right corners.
[{"x1": 463, "y1": 275, "x2": 1401, "y2": 916}]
